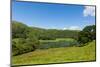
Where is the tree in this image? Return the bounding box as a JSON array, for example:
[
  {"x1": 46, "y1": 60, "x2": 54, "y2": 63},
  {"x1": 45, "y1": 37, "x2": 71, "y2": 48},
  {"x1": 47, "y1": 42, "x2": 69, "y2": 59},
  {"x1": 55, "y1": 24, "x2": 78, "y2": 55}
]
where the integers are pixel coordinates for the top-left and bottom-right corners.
[{"x1": 77, "y1": 25, "x2": 96, "y2": 45}]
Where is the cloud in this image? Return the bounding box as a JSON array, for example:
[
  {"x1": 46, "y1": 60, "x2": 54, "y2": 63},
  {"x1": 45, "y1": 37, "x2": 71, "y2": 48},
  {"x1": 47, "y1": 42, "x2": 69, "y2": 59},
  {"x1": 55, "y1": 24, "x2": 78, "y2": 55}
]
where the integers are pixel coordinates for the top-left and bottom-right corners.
[
  {"x1": 83, "y1": 6, "x2": 95, "y2": 17},
  {"x1": 63, "y1": 26, "x2": 81, "y2": 30}
]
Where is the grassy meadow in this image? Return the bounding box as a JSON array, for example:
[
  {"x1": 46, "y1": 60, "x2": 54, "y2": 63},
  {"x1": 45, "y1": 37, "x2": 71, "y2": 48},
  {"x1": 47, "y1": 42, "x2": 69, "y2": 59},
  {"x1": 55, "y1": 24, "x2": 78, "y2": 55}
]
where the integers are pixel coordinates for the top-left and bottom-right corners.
[{"x1": 12, "y1": 40, "x2": 96, "y2": 66}]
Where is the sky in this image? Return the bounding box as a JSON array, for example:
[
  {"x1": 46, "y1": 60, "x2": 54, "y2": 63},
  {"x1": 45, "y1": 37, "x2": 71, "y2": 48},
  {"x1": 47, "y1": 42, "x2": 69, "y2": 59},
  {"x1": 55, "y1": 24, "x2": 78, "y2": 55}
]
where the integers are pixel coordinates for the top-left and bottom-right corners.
[{"x1": 12, "y1": 0, "x2": 96, "y2": 30}]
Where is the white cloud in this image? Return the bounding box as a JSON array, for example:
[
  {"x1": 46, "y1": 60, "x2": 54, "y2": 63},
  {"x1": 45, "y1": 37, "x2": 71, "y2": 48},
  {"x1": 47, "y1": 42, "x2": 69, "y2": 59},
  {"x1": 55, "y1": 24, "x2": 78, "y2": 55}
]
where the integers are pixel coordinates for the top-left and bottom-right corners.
[
  {"x1": 63, "y1": 26, "x2": 81, "y2": 30},
  {"x1": 63, "y1": 27, "x2": 68, "y2": 30},
  {"x1": 83, "y1": 6, "x2": 95, "y2": 17}
]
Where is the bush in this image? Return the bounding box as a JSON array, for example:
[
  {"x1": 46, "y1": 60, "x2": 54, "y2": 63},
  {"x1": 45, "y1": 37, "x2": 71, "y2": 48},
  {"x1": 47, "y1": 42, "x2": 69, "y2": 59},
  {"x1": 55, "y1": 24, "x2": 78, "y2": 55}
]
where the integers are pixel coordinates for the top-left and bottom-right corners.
[{"x1": 12, "y1": 38, "x2": 37, "y2": 56}]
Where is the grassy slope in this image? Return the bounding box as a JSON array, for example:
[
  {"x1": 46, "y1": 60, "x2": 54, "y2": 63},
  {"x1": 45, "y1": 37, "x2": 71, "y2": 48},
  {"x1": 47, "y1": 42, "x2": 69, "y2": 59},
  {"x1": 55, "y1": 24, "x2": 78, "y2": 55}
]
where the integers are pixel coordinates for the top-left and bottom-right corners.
[{"x1": 12, "y1": 40, "x2": 96, "y2": 65}]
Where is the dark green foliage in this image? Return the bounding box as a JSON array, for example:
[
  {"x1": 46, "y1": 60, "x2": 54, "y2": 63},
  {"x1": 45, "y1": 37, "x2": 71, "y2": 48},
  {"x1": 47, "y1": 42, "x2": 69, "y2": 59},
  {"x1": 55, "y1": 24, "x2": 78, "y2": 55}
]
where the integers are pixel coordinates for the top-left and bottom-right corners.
[
  {"x1": 12, "y1": 38, "x2": 36, "y2": 56},
  {"x1": 83, "y1": 25, "x2": 96, "y2": 40},
  {"x1": 77, "y1": 25, "x2": 96, "y2": 46},
  {"x1": 37, "y1": 29, "x2": 79, "y2": 40}
]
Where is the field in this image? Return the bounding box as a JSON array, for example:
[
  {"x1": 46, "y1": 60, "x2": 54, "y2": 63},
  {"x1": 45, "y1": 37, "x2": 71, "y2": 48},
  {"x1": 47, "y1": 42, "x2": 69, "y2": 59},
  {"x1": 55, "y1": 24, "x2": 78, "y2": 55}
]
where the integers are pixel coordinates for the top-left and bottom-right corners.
[{"x1": 12, "y1": 40, "x2": 96, "y2": 66}]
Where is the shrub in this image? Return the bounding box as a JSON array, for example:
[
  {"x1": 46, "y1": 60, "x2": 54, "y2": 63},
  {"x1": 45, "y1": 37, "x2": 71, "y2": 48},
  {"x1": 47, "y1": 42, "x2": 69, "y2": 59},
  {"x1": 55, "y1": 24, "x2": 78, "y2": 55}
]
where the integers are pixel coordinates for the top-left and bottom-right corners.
[{"x1": 12, "y1": 38, "x2": 38, "y2": 56}]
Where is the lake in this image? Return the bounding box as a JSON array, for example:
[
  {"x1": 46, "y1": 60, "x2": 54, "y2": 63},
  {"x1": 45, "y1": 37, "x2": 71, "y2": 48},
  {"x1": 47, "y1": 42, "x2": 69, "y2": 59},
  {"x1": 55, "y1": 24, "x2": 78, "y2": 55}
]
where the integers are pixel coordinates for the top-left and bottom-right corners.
[{"x1": 38, "y1": 39, "x2": 79, "y2": 49}]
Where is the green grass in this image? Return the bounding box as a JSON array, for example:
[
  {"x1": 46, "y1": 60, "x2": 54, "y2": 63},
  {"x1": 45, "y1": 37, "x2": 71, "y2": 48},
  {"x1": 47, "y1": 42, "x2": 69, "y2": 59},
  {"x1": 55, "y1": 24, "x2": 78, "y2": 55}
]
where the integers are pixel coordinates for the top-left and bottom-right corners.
[{"x1": 12, "y1": 40, "x2": 96, "y2": 66}]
